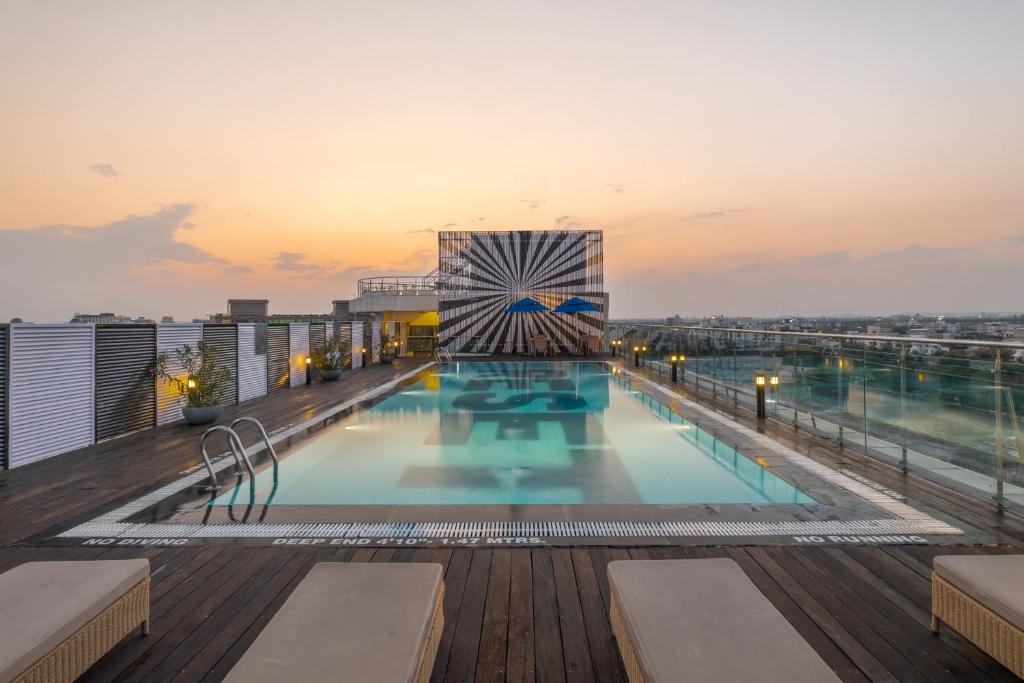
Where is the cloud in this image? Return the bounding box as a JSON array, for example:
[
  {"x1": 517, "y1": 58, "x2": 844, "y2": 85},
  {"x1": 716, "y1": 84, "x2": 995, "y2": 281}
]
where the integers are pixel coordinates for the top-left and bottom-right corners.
[
  {"x1": 861, "y1": 243, "x2": 967, "y2": 264},
  {"x1": 329, "y1": 264, "x2": 376, "y2": 280},
  {"x1": 1005, "y1": 233, "x2": 1024, "y2": 244},
  {"x1": 0, "y1": 204, "x2": 245, "y2": 320},
  {"x1": 800, "y1": 250, "x2": 851, "y2": 267},
  {"x1": 555, "y1": 214, "x2": 585, "y2": 228},
  {"x1": 606, "y1": 183, "x2": 625, "y2": 194},
  {"x1": 224, "y1": 264, "x2": 253, "y2": 276},
  {"x1": 406, "y1": 228, "x2": 436, "y2": 235},
  {"x1": 271, "y1": 251, "x2": 322, "y2": 272},
  {"x1": 521, "y1": 199, "x2": 544, "y2": 210},
  {"x1": 476, "y1": 216, "x2": 486, "y2": 221},
  {"x1": 89, "y1": 163, "x2": 120, "y2": 179},
  {"x1": 682, "y1": 207, "x2": 747, "y2": 222}
]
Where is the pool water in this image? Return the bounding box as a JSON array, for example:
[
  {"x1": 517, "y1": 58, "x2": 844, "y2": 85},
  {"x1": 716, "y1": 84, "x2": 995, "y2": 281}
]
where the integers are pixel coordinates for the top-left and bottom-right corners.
[{"x1": 212, "y1": 362, "x2": 814, "y2": 506}]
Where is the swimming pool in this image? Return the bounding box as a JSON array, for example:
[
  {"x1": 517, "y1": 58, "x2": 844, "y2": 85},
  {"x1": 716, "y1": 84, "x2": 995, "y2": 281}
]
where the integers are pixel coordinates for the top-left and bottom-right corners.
[{"x1": 211, "y1": 362, "x2": 814, "y2": 507}]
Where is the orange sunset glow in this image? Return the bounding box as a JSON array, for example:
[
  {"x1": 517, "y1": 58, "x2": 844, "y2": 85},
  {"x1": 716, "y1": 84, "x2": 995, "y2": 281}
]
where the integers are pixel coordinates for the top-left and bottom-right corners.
[{"x1": 2, "y1": 1, "x2": 1023, "y2": 321}]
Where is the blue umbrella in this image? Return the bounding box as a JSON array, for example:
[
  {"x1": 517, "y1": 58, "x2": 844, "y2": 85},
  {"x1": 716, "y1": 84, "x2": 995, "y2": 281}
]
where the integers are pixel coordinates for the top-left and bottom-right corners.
[
  {"x1": 553, "y1": 296, "x2": 600, "y2": 313},
  {"x1": 505, "y1": 297, "x2": 550, "y2": 313}
]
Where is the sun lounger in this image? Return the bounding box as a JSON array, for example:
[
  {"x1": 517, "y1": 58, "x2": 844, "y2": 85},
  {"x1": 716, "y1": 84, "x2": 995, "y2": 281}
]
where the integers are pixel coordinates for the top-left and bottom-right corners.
[
  {"x1": 0, "y1": 559, "x2": 150, "y2": 683},
  {"x1": 224, "y1": 562, "x2": 444, "y2": 683},
  {"x1": 932, "y1": 554, "x2": 1024, "y2": 677},
  {"x1": 608, "y1": 558, "x2": 839, "y2": 682}
]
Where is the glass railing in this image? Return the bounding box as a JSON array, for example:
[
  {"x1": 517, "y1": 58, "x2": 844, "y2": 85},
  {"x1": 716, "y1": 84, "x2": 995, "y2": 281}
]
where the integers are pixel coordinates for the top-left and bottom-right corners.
[{"x1": 607, "y1": 323, "x2": 1024, "y2": 509}]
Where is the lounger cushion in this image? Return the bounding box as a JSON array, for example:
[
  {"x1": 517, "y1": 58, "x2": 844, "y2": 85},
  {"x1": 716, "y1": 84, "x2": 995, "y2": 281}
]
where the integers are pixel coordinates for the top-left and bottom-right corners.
[
  {"x1": 224, "y1": 562, "x2": 443, "y2": 683},
  {"x1": 934, "y1": 555, "x2": 1024, "y2": 631},
  {"x1": 608, "y1": 558, "x2": 839, "y2": 682},
  {"x1": 0, "y1": 559, "x2": 149, "y2": 682}
]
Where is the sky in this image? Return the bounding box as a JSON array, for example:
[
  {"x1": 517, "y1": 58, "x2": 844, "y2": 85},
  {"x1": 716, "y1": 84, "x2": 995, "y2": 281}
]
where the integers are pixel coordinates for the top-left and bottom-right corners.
[{"x1": 1, "y1": 1, "x2": 1023, "y2": 322}]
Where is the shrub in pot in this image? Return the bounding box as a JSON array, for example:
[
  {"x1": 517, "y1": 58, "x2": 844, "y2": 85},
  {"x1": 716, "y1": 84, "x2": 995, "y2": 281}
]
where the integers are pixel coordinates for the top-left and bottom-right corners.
[
  {"x1": 312, "y1": 337, "x2": 350, "y2": 380},
  {"x1": 154, "y1": 341, "x2": 231, "y2": 425},
  {"x1": 379, "y1": 334, "x2": 396, "y2": 364}
]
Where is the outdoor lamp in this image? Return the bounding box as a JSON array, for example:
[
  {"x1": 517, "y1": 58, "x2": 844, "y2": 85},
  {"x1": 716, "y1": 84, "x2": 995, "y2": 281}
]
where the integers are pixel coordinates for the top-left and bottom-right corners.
[
  {"x1": 754, "y1": 372, "x2": 767, "y2": 419},
  {"x1": 305, "y1": 356, "x2": 312, "y2": 385},
  {"x1": 769, "y1": 375, "x2": 780, "y2": 386},
  {"x1": 678, "y1": 353, "x2": 687, "y2": 383},
  {"x1": 633, "y1": 345, "x2": 640, "y2": 367},
  {"x1": 187, "y1": 379, "x2": 196, "y2": 389},
  {"x1": 670, "y1": 355, "x2": 679, "y2": 383}
]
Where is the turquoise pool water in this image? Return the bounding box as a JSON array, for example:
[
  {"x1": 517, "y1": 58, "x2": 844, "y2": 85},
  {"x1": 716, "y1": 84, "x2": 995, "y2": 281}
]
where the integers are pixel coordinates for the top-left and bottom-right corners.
[{"x1": 212, "y1": 362, "x2": 814, "y2": 506}]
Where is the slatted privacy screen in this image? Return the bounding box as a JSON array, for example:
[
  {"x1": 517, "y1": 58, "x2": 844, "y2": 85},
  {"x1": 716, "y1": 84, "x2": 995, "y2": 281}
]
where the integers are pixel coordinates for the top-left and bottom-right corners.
[
  {"x1": 202, "y1": 325, "x2": 239, "y2": 406},
  {"x1": 325, "y1": 322, "x2": 334, "y2": 341},
  {"x1": 156, "y1": 324, "x2": 203, "y2": 426},
  {"x1": 238, "y1": 324, "x2": 268, "y2": 403},
  {"x1": 8, "y1": 324, "x2": 95, "y2": 468},
  {"x1": 267, "y1": 325, "x2": 290, "y2": 393},
  {"x1": 370, "y1": 320, "x2": 381, "y2": 364},
  {"x1": 288, "y1": 323, "x2": 310, "y2": 388},
  {"x1": 95, "y1": 325, "x2": 156, "y2": 441},
  {"x1": 309, "y1": 323, "x2": 326, "y2": 355},
  {"x1": 351, "y1": 321, "x2": 364, "y2": 369},
  {"x1": 332, "y1": 322, "x2": 353, "y2": 369},
  {"x1": 0, "y1": 325, "x2": 7, "y2": 468}
]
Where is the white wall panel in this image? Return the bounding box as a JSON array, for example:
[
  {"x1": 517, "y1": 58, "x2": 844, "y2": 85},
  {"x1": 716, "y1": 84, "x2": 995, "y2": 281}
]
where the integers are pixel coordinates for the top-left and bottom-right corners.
[
  {"x1": 9, "y1": 324, "x2": 94, "y2": 467},
  {"x1": 350, "y1": 321, "x2": 364, "y2": 369},
  {"x1": 156, "y1": 324, "x2": 203, "y2": 426},
  {"x1": 288, "y1": 323, "x2": 310, "y2": 387},
  {"x1": 238, "y1": 324, "x2": 267, "y2": 403},
  {"x1": 371, "y1": 320, "x2": 381, "y2": 364}
]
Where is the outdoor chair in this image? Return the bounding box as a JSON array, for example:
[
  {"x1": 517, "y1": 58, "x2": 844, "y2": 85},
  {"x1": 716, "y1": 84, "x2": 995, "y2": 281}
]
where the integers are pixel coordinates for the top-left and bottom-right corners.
[
  {"x1": 532, "y1": 336, "x2": 552, "y2": 357},
  {"x1": 0, "y1": 559, "x2": 150, "y2": 683},
  {"x1": 932, "y1": 554, "x2": 1024, "y2": 677},
  {"x1": 608, "y1": 558, "x2": 839, "y2": 682},
  {"x1": 224, "y1": 562, "x2": 444, "y2": 683}
]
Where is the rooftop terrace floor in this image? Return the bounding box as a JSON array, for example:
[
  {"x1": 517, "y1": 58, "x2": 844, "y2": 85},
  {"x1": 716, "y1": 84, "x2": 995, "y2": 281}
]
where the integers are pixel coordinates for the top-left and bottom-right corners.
[{"x1": 2, "y1": 356, "x2": 1024, "y2": 681}]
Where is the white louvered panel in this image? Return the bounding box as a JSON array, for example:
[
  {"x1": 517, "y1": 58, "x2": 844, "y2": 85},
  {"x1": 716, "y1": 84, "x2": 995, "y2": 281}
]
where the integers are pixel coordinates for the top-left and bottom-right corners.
[
  {"x1": 238, "y1": 324, "x2": 267, "y2": 403},
  {"x1": 350, "y1": 322, "x2": 363, "y2": 369},
  {"x1": 371, "y1": 320, "x2": 381, "y2": 364},
  {"x1": 156, "y1": 324, "x2": 203, "y2": 426},
  {"x1": 325, "y1": 322, "x2": 334, "y2": 341},
  {"x1": 288, "y1": 323, "x2": 310, "y2": 387},
  {"x1": 9, "y1": 324, "x2": 95, "y2": 467}
]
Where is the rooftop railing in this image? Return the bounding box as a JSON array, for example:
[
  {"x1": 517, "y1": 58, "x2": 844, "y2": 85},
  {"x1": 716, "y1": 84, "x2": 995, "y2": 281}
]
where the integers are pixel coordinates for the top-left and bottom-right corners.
[
  {"x1": 608, "y1": 323, "x2": 1024, "y2": 510},
  {"x1": 357, "y1": 270, "x2": 438, "y2": 296}
]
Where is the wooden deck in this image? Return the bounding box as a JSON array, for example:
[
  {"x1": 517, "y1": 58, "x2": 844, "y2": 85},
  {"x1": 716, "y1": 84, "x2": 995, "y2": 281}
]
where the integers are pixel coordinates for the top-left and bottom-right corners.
[{"x1": 1, "y1": 356, "x2": 1023, "y2": 681}]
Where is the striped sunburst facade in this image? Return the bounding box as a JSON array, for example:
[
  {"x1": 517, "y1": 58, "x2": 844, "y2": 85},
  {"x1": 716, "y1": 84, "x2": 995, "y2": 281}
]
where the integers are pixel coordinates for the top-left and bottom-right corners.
[{"x1": 438, "y1": 230, "x2": 605, "y2": 353}]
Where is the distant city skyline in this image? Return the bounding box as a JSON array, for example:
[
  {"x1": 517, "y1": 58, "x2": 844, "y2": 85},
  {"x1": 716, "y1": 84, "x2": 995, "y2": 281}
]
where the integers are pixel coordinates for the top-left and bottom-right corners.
[{"x1": 2, "y1": 1, "x2": 1023, "y2": 322}]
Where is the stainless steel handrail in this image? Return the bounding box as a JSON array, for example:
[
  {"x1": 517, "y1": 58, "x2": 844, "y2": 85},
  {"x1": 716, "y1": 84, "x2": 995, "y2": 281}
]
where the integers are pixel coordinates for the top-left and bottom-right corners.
[
  {"x1": 198, "y1": 425, "x2": 255, "y2": 490},
  {"x1": 230, "y1": 417, "x2": 280, "y2": 471}
]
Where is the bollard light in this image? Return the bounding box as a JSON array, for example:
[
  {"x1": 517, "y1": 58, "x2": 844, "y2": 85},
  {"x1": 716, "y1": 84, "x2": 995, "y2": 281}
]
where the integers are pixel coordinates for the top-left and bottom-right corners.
[
  {"x1": 670, "y1": 355, "x2": 679, "y2": 383},
  {"x1": 678, "y1": 353, "x2": 686, "y2": 383},
  {"x1": 754, "y1": 372, "x2": 767, "y2": 419},
  {"x1": 187, "y1": 379, "x2": 196, "y2": 389},
  {"x1": 633, "y1": 345, "x2": 640, "y2": 368}
]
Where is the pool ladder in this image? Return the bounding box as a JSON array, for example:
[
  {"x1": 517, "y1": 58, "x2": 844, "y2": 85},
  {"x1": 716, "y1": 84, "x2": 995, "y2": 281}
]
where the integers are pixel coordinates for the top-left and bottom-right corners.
[
  {"x1": 197, "y1": 417, "x2": 280, "y2": 491},
  {"x1": 434, "y1": 346, "x2": 453, "y2": 363}
]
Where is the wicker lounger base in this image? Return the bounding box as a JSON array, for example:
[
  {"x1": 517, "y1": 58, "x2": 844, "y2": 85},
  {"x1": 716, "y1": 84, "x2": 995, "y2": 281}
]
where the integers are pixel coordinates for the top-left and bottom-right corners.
[
  {"x1": 609, "y1": 595, "x2": 647, "y2": 683},
  {"x1": 413, "y1": 584, "x2": 445, "y2": 683},
  {"x1": 13, "y1": 576, "x2": 150, "y2": 683},
  {"x1": 932, "y1": 572, "x2": 1024, "y2": 678}
]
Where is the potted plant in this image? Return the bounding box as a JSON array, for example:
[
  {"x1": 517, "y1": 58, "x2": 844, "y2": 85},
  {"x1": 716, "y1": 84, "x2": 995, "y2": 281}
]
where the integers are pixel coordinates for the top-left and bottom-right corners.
[
  {"x1": 154, "y1": 341, "x2": 231, "y2": 425},
  {"x1": 311, "y1": 336, "x2": 350, "y2": 380},
  {"x1": 379, "y1": 334, "x2": 396, "y2": 364}
]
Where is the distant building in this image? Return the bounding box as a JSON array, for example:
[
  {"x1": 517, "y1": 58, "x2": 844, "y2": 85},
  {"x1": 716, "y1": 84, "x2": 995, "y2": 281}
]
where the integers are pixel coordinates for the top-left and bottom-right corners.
[
  {"x1": 227, "y1": 299, "x2": 269, "y2": 323},
  {"x1": 73, "y1": 312, "x2": 118, "y2": 324},
  {"x1": 160, "y1": 315, "x2": 175, "y2": 323}
]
